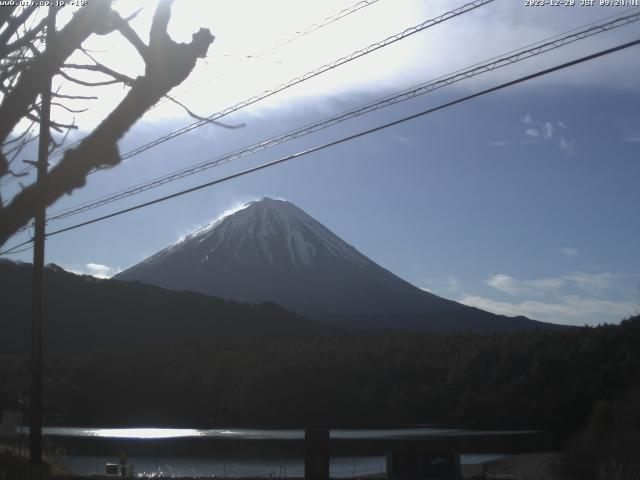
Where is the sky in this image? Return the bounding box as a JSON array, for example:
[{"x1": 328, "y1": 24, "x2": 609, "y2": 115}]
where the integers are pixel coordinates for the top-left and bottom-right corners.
[{"x1": 2, "y1": 0, "x2": 640, "y2": 326}]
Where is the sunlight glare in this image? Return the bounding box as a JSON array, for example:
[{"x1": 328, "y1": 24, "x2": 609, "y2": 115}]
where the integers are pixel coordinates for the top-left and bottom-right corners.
[{"x1": 89, "y1": 428, "x2": 203, "y2": 439}]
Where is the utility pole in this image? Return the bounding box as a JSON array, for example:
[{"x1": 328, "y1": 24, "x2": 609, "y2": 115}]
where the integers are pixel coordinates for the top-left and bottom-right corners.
[{"x1": 30, "y1": 6, "x2": 55, "y2": 480}]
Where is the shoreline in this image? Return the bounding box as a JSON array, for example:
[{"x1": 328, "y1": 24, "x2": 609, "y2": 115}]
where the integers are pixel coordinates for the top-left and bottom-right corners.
[
  {"x1": 4, "y1": 441, "x2": 565, "y2": 480},
  {"x1": 2, "y1": 457, "x2": 569, "y2": 480},
  {"x1": 462, "y1": 452, "x2": 568, "y2": 480}
]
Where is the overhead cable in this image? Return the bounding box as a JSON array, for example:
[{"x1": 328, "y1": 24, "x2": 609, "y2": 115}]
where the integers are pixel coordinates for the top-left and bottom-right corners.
[
  {"x1": 43, "y1": 10, "x2": 640, "y2": 224},
  {"x1": 46, "y1": 0, "x2": 496, "y2": 168},
  {"x1": 1, "y1": 36, "x2": 635, "y2": 257},
  {"x1": 0, "y1": 0, "x2": 387, "y2": 188}
]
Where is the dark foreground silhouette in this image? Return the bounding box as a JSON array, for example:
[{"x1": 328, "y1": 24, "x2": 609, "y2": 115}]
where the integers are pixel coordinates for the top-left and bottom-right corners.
[{"x1": 1, "y1": 260, "x2": 638, "y2": 479}]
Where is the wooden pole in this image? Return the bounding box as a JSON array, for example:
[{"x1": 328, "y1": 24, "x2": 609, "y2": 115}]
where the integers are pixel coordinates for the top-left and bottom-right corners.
[{"x1": 30, "y1": 6, "x2": 55, "y2": 480}]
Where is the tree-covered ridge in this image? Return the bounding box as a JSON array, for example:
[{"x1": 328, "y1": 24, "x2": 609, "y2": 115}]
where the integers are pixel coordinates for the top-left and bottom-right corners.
[
  {"x1": 1, "y1": 315, "x2": 638, "y2": 434},
  {"x1": 0, "y1": 260, "x2": 336, "y2": 355}
]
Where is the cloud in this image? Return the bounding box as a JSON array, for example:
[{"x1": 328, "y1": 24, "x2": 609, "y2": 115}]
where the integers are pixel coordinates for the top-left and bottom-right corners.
[
  {"x1": 61, "y1": 267, "x2": 84, "y2": 276},
  {"x1": 486, "y1": 273, "x2": 566, "y2": 296},
  {"x1": 520, "y1": 115, "x2": 575, "y2": 153},
  {"x1": 525, "y1": 128, "x2": 540, "y2": 138},
  {"x1": 559, "y1": 136, "x2": 576, "y2": 154},
  {"x1": 486, "y1": 270, "x2": 626, "y2": 297},
  {"x1": 469, "y1": 268, "x2": 635, "y2": 325},
  {"x1": 443, "y1": 276, "x2": 461, "y2": 294},
  {"x1": 521, "y1": 115, "x2": 557, "y2": 138},
  {"x1": 422, "y1": 275, "x2": 461, "y2": 296},
  {"x1": 624, "y1": 134, "x2": 640, "y2": 143},
  {"x1": 44, "y1": 0, "x2": 640, "y2": 133},
  {"x1": 85, "y1": 263, "x2": 121, "y2": 279},
  {"x1": 458, "y1": 294, "x2": 635, "y2": 326},
  {"x1": 486, "y1": 274, "x2": 521, "y2": 295},
  {"x1": 525, "y1": 118, "x2": 554, "y2": 139},
  {"x1": 489, "y1": 140, "x2": 510, "y2": 147},
  {"x1": 563, "y1": 271, "x2": 624, "y2": 292},
  {"x1": 392, "y1": 134, "x2": 412, "y2": 145},
  {"x1": 62, "y1": 263, "x2": 121, "y2": 279},
  {"x1": 559, "y1": 247, "x2": 579, "y2": 258},
  {"x1": 528, "y1": 277, "x2": 565, "y2": 291}
]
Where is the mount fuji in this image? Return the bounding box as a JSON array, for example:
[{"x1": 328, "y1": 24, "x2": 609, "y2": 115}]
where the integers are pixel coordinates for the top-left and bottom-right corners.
[{"x1": 115, "y1": 198, "x2": 548, "y2": 332}]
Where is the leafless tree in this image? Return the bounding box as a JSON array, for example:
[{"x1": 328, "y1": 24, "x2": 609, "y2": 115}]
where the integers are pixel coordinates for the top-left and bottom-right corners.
[{"x1": 0, "y1": 0, "x2": 215, "y2": 247}]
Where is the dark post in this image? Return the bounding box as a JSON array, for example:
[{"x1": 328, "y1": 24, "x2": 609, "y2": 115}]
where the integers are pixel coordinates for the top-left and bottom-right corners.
[
  {"x1": 304, "y1": 428, "x2": 329, "y2": 480},
  {"x1": 30, "y1": 6, "x2": 55, "y2": 480}
]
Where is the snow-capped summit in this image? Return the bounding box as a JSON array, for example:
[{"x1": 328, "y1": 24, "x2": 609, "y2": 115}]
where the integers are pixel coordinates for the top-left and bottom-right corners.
[
  {"x1": 116, "y1": 198, "x2": 547, "y2": 332},
  {"x1": 133, "y1": 198, "x2": 370, "y2": 273},
  {"x1": 184, "y1": 197, "x2": 367, "y2": 268}
]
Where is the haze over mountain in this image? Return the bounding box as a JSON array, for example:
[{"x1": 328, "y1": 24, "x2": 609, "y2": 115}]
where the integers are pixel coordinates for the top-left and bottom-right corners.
[{"x1": 116, "y1": 198, "x2": 550, "y2": 332}]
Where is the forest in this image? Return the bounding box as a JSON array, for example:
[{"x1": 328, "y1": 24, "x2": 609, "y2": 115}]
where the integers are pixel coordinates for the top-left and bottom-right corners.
[
  {"x1": 1, "y1": 260, "x2": 639, "y2": 478},
  {"x1": 1, "y1": 314, "x2": 638, "y2": 434}
]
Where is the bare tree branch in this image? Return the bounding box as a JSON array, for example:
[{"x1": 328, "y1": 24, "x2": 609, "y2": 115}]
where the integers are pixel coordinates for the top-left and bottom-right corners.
[
  {"x1": 0, "y1": 15, "x2": 48, "y2": 58},
  {"x1": 0, "y1": 0, "x2": 215, "y2": 245},
  {"x1": 50, "y1": 120, "x2": 78, "y2": 131},
  {"x1": 24, "y1": 110, "x2": 78, "y2": 133},
  {"x1": 0, "y1": 5, "x2": 39, "y2": 51},
  {"x1": 49, "y1": 122, "x2": 75, "y2": 154},
  {"x1": 51, "y1": 102, "x2": 88, "y2": 114},
  {"x1": 0, "y1": 0, "x2": 117, "y2": 152},
  {"x1": 58, "y1": 70, "x2": 123, "y2": 87},
  {"x1": 1, "y1": 119, "x2": 36, "y2": 149},
  {"x1": 3, "y1": 169, "x2": 30, "y2": 179},
  {"x1": 24, "y1": 112, "x2": 42, "y2": 125},
  {"x1": 0, "y1": 5, "x2": 18, "y2": 28},
  {"x1": 112, "y1": 11, "x2": 148, "y2": 61},
  {"x1": 62, "y1": 63, "x2": 136, "y2": 85},
  {"x1": 52, "y1": 92, "x2": 98, "y2": 100},
  {"x1": 0, "y1": 61, "x2": 29, "y2": 84},
  {"x1": 164, "y1": 95, "x2": 245, "y2": 129},
  {"x1": 6, "y1": 134, "x2": 34, "y2": 166}
]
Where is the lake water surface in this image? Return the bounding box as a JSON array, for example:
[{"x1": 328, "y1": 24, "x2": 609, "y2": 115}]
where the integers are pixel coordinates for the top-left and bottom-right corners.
[
  {"x1": 37, "y1": 427, "x2": 512, "y2": 477},
  {"x1": 41, "y1": 425, "x2": 522, "y2": 440}
]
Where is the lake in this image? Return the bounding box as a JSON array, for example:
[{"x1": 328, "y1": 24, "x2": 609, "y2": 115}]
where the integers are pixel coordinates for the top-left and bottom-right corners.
[
  {"x1": 40, "y1": 426, "x2": 525, "y2": 440},
  {"x1": 32, "y1": 427, "x2": 523, "y2": 477}
]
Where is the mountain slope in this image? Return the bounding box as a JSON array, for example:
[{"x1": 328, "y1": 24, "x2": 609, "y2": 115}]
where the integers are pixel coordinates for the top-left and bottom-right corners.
[
  {"x1": 116, "y1": 198, "x2": 551, "y2": 333},
  {"x1": 0, "y1": 260, "x2": 334, "y2": 355}
]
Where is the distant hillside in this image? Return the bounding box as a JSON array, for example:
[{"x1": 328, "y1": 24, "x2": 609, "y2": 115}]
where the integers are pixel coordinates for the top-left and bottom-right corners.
[
  {"x1": 0, "y1": 305, "x2": 637, "y2": 430},
  {"x1": 0, "y1": 260, "x2": 336, "y2": 355},
  {"x1": 117, "y1": 198, "x2": 552, "y2": 333}
]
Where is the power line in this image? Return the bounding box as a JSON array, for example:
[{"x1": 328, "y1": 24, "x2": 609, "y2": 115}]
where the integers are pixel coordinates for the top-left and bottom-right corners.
[
  {"x1": 0, "y1": 238, "x2": 32, "y2": 255},
  {"x1": 127, "y1": 1, "x2": 386, "y2": 125},
  {"x1": 0, "y1": 243, "x2": 33, "y2": 255},
  {"x1": 2, "y1": 0, "x2": 498, "y2": 247},
  {"x1": 41, "y1": 10, "x2": 640, "y2": 224},
  {"x1": 0, "y1": 0, "x2": 388, "y2": 188},
  {"x1": 102, "y1": 0, "x2": 496, "y2": 167},
  {"x1": 46, "y1": 0, "x2": 496, "y2": 169},
  {"x1": 255, "y1": 0, "x2": 384, "y2": 58},
  {"x1": 1, "y1": 36, "x2": 635, "y2": 255},
  {"x1": 199, "y1": 0, "x2": 384, "y2": 65}
]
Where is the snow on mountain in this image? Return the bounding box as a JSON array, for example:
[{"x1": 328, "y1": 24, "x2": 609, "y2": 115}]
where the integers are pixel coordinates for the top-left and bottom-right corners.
[
  {"x1": 145, "y1": 198, "x2": 368, "y2": 269},
  {"x1": 116, "y1": 197, "x2": 549, "y2": 332}
]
